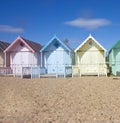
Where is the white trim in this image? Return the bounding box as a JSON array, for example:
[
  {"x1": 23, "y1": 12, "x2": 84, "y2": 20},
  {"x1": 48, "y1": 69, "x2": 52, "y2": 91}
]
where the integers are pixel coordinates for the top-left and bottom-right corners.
[
  {"x1": 40, "y1": 35, "x2": 71, "y2": 52},
  {"x1": 75, "y1": 34, "x2": 107, "y2": 52},
  {"x1": 41, "y1": 52, "x2": 42, "y2": 67},
  {"x1": 4, "y1": 52, "x2": 6, "y2": 67},
  {"x1": 4, "y1": 36, "x2": 35, "y2": 53}
]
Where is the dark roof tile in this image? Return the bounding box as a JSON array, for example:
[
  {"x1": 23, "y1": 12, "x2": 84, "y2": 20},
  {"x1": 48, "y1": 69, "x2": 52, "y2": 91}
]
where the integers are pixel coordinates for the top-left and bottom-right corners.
[
  {"x1": 0, "y1": 41, "x2": 10, "y2": 52},
  {"x1": 21, "y1": 37, "x2": 42, "y2": 52}
]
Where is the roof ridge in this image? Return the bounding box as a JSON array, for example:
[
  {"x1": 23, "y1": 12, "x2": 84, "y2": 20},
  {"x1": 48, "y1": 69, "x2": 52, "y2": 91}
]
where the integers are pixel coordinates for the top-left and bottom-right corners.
[
  {"x1": 108, "y1": 40, "x2": 120, "y2": 53},
  {"x1": 20, "y1": 36, "x2": 42, "y2": 52},
  {"x1": 40, "y1": 36, "x2": 73, "y2": 52},
  {"x1": 21, "y1": 37, "x2": 41, "y2": 45},
  {"x1": 75, "y1": 34, "x2": 106, "y2": 52}
]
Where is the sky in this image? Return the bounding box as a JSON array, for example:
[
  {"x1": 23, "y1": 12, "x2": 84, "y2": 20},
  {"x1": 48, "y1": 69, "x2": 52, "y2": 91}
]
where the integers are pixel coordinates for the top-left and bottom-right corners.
[{"x1": 0, "y1": 0, "x2": 120, "y2": 52}]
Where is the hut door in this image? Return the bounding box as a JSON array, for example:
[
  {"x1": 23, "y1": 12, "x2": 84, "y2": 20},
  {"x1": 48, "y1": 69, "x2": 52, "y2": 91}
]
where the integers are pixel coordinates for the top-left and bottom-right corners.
[
  {"x1": 44, "y1": 51, "x2": 57, "y2": 74},
  {"x1": 11, "y1": 52, "x2": 22, "y2": 75},
  {"x1": 44, "y1": 51, "x2": 63, "y2": 74},
  {"x1": 21, "y1": 52, "x2": 28, "y2": 66}
]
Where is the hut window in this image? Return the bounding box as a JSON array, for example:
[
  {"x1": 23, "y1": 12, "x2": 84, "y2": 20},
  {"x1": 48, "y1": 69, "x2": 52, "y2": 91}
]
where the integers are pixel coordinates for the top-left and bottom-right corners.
[
  {"x1": 89, "y1": 41, "x2": 92, "y2": 46},
  {"x1": 20, "y1": 42, "x2": 25, "y2": 47},
  {"x1": 54, "y1": 41, "x2": 60, "y2": 48}
]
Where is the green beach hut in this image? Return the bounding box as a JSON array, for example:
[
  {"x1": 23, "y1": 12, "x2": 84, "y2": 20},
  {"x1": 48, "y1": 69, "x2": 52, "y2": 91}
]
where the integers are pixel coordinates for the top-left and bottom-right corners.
[{"x1": 108, "y1": 40, "x2": 120, "y2": 76}]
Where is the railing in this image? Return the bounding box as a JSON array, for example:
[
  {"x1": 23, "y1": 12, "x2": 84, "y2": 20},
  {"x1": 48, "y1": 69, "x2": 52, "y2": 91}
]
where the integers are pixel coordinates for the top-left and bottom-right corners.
[
  {"x1": 72, "y1": 65, "x2": 80, "y2": 77},
  {"x1": 0, "y1": 67, "x2": 13, "y2": 75},
  {"x1": 11, "y1": 64, "x2": 40, "y2": 77},
  {"x1": 0, "y1": 63, "x2": 108, "y2": 78},
  {"x1": 0, "y1": 64, "x2": 73, "y2": 78},
  {"x1": 22, "y1": 67, "x2": 46, "y2": 79},
  {"x1": 39, "y1": 67, "x2": 46, "y2": 75},
  {"x1": 0, "y1": 64, "x2": 42, "y2": 78},
  {"x1": 56, "y1": 66, "x2": 72, "y2": 78},
  {"x1": 64, "y1": 66, "x2": 72, "y2": 77},
  {"x1": 21, "y1": 67, "x2": 31, "y2": 78},
  {"x1": 72, "y1": 64, "x2": 107, "y2": 77}
]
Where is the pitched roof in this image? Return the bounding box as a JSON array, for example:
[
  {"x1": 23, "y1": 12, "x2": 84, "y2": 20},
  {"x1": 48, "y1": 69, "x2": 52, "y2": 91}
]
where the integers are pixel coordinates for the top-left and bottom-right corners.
[
  {"x1": 75, "y1": 34, "x2": 106, "y2": 52},
  {"x1": 63, "y1": 40, "x2": 74, "y2": 51},
  {"x1": 40, "y1": 35, "x2": 73, "y2": 52},
  {"x1": 4, "y1": 36, "x2": 42, "y2": 53},
  {"x1": 21, "y1": 37, "x2": 42, "y2": 52},
  {"x1": 0, "y1": 41, "x2": 10, "y2": 52},
  {"x1": 108, "y1": 40, "x2": 120, "y2": 54}
]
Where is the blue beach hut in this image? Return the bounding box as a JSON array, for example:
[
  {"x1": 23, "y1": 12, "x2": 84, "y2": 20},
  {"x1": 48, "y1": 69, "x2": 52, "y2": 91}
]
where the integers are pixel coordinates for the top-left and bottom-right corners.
[{"x1": 40, "y1": 36, "x2": 74, "y2": 77}]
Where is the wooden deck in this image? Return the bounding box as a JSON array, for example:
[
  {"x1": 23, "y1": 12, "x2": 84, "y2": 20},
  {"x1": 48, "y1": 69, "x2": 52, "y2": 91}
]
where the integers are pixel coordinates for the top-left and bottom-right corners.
[{"x1": 40, "y1": 73, "x2": 57, "y2": 78}]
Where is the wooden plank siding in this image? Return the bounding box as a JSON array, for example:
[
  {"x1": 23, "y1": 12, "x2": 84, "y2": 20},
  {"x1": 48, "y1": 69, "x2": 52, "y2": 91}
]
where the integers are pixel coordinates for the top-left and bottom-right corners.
[
  {"x1": 108, "y1": 40, "x2": 120, "y2": 75},
  {"x1": 4, "y1": 36, "x2": 42, "y2": 76},
  {"x1": 40, "y1": 36, "x2": 74, "y2": 76},
  {"x1": 73, "y1": 34, "x2": 107, "y2": 77}
]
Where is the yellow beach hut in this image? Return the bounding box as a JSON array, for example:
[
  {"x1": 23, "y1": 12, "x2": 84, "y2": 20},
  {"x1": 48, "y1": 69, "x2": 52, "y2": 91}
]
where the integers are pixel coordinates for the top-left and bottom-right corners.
[{"x1": 72, "y1": 34, "x2": 107, "y2": 77}]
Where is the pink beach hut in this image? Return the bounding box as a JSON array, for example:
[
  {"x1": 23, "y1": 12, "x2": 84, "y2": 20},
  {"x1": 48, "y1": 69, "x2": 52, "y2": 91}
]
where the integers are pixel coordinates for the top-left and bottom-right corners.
[{"x1": 4, "y1": 36, "x2": 42, "y2": 76}]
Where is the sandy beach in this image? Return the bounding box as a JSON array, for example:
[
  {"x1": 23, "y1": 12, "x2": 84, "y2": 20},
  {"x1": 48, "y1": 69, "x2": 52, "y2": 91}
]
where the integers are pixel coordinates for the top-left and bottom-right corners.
[{"x1": 0, "y1": 76, "x2": 120, "y2": 123}]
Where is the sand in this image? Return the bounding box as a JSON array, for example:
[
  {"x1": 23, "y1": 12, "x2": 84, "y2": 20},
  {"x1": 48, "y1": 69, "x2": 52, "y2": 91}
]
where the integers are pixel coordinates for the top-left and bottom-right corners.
[{"x1": 0, "y1": 76, "x2": 120, "y2": 123}]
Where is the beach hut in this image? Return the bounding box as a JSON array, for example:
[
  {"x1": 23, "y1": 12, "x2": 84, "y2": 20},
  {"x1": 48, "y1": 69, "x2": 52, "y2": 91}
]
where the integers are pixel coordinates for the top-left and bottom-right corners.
[
  {"x1": 40, "y1": 36, "x2": 74, "y2": 77},
  {"x1": 73, "y1": 34, "x2": 107, "y2": 77},
  {"x1": 4, "y1": 36, "x2": 42, "y2": 75},
  {"x1": 108, "y1": 40, "x2": 120, "y2": 76},
  {"x1": 0, "y1": 41, "x2": 10, "y2": 67}
]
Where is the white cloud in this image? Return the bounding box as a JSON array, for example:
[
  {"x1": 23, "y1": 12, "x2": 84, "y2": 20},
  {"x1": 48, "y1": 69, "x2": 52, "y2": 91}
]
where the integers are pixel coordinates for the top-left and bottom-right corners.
[
  {"x1": 65, "y1": 18, "x2": 111, "y2": 30},
  {"x1": 0, "y1": 25, "x2": 24, "y2": 33}
]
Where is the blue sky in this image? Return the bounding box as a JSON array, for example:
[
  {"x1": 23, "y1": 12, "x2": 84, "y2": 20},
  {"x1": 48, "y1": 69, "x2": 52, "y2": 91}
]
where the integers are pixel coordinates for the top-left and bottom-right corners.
[{"x1": 0, "y1": 0, "x2": 120, "y2": 51}]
